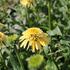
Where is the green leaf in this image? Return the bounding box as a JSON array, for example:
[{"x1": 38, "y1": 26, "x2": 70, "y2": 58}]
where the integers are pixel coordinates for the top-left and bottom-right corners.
[
  {"x1": 47, "y1": 26, "x2": 62, "y2": 36},
  {"x1": 0, "y1": 23, "x2": 6, "y2": 30},
  {"x1": 9, "y1": 54, "x2": 20, "y2": 70},
  {"x1": 44, "y1": 60, "x2": 58, "y2": 70},
  {"x1": 43, "y1": 46, "x2": 50, "y2": 56}
]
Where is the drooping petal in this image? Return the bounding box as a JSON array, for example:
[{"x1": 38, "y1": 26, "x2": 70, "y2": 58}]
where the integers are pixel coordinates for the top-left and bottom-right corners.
[
  {"x1": 19, "y1": 36, "x2": 25, "y2": 40},
  {"x1": 20, "y1": 39, "x2": 29, "y2": 48},
  {"x1": 27, "y1": 41, "x2": 32, "y2": 50},
  {"x1": 35, "y1": 43, "x2": 38, "y2": 50},
  {"x1": 35, "y1": 41, "x2": 41, "y2": 50},
  {"x1": 38, "y1": 38, "x2": 47, "y2": 46},
  {"x1": 19, "y1": 37, "x2": 25, "y2": 42},
  {"x1": 32, "y1": 41, "x2": 35, "y2": 52}
]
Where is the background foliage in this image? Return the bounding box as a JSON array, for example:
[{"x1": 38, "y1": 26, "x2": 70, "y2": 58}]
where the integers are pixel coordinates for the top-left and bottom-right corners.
[{"x1": 0, "y1": 0, "x2": 70, "y2": 70}]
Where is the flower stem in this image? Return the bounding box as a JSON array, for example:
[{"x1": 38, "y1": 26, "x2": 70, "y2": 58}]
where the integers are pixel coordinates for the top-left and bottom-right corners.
[
  {"x1": 48, "y1": 1, "x2": 60, "y2": 70},
  {"x1": 25, "y1": 7, "x2": 29, "y2": 25},
  {"x1": 48, "y1": 1, "x2": 51, "y2": 30},
  {"x1": 15, "y1": 49, "x2": 24, "y2": 70}
]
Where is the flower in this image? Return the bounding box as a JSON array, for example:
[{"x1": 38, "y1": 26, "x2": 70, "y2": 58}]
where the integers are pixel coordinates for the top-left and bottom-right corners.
[
  {"x1": 19, "y1": 27, "x2": 50, "y2": 52},
  {"x1": 0, "y1": 32, "x2": 6, "y2": 42},
  {"x1": 20, "y1": 0, "x2": 33, "y2": 7},
  {"x1": 0, "y1": 32, "x2": 6, "y2": 49},
  {"x1": 27, "y1": 54, "x2": 44, "y2": 69}
]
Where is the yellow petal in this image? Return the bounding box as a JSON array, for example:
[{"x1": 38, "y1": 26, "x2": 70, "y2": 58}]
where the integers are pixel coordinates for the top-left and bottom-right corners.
[
  {"x1": 38, "y1": 38, "x2": 46, "y2": 46},
  {"x1": 19, "y1": 38, "x2": 25, "y2": 42},
  {"x1": 19, "y1": 36, "x2": 25, "y2": 40},
  {"x1": 20, "y1": 39, "x2": 28, "y2": 48},
  {"x1": 32, "y1": 41, "x2": 35, "y2": 52},
  {"x1": 35, "y1": 43, "x2": 38, "y2": 50},
  {"x1": 35, "y1": 41, "x2": 41, "y2": 50},
  {"x1": 27, "y1": 41, "x2": 32, "y2": 50}
]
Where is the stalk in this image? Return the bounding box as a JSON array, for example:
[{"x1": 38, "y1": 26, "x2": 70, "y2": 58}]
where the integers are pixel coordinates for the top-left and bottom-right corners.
[
  {"x1": 48, "y1": 1, "x2": 51, "y2": 30},
  {"x1": 15, "y1": 49, "x2": 24, "y2": 70},
  {"x1": 48, "y1": 1, "x2": 59, "y2": 70}
]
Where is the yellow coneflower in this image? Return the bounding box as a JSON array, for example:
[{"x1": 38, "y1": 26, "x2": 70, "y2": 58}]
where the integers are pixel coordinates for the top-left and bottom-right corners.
[
  {"x1": 0, "y1": 32, "x2": 6, "y2": 42},
  {"x1": 0, "y1": 32, "x2": 6, "y2": 49},
  {"x1": 20, "y1": 0, "x2": 33, "y2": 7},
  {"x1": 19, "y1": 27, "x2": 50, "y2": 52}
]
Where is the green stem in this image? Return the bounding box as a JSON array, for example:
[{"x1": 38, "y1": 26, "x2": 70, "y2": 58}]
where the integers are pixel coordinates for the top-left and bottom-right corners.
[
  {"x1": 25, "y1": 7, "x2": 29, "y2": 25},
  {"x1": 9, "y1": 54, "x2": 18, "y2": 70},
  {"x1": 48, "y1": 1, "x2": 59, "y2": 70},
  {"x1": 15, "y1": 49, "x2": 24, "y2": 70},
  {"x1": 48, "y1": 1, "x2": 51, "y2": 30}
]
